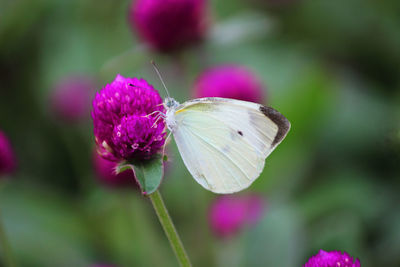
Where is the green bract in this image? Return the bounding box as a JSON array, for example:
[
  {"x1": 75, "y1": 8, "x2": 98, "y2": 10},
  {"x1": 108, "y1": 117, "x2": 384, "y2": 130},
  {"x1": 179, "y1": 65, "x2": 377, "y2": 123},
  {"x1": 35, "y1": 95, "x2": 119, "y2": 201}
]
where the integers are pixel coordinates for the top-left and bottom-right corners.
[{"x1": 117, "y1": 154, "x2": 164, "y2": 195}]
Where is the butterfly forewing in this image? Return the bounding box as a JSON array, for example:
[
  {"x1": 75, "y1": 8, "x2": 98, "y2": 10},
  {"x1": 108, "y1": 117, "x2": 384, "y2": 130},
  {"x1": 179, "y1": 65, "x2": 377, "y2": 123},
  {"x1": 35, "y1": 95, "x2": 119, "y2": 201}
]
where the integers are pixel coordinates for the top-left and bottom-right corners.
[{"x1": 172, "y1": 98, "x2": 290, "y2": 194}]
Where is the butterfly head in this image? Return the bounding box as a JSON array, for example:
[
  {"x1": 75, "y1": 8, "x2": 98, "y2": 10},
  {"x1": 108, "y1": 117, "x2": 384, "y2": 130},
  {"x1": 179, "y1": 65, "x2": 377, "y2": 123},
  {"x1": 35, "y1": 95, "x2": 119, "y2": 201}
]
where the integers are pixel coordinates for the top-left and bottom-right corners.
[{"x1": 164, "y1": 97, "x2": 179, "y2": 110}]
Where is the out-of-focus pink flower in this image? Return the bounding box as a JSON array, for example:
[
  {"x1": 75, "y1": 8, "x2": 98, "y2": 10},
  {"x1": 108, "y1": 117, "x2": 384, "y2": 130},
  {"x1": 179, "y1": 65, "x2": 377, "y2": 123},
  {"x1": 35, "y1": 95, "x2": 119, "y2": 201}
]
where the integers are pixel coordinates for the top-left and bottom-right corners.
[
  {"x1": 129, "y1": 0, "x2": 209, "y2": 53},
  {"x1": 303, "y1": 250, "x2": 361, "y2": 267},
  {"x1": 209, "y1": 194, "x2": 265, "y2": 238},
  {"x1": 91, "y1": 74, "x2": 166, "y2": 162},
  {"x1": 244, "y1": 195, "x2": 264, "y2": 224},
  {"x1": 193, "y1": 64, "x2": 265, "y2": 103},
  {"x1": 50, "y1": 75, "x2": 95, "y2": 123},
  {"x1": 0, "y1": 130, "x2": 16, "y2": 176},
  {"x1": 93, "y1": 151, "x2": 138, "y2": 189}
]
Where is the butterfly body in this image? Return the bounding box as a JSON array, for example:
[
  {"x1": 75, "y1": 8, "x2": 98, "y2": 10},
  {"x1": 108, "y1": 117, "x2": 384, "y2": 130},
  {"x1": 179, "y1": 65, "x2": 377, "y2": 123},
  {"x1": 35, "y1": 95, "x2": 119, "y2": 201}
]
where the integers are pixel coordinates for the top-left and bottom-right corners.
[
  {"x1": 164, "y1": 97, "x2": 180, "y2": 132},
  {"x1": 163, "y1": 97, "x2": 290, "y2": 194}
]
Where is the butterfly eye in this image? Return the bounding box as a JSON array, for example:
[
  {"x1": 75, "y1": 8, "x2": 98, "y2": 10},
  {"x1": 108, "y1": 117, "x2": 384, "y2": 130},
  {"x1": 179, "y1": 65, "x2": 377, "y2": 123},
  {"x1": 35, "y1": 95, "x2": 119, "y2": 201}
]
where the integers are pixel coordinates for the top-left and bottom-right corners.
[{"x1": 164, "y1": 97, "x2": 178, "y2": 108}]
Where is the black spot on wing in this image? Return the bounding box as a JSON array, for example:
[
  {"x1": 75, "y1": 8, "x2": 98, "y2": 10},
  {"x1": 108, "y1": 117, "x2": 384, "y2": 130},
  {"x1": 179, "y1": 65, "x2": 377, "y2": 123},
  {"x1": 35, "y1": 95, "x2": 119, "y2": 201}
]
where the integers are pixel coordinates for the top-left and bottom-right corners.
[
  {"x1": 237, "y1": 131, "x2": 243, "y2": 136},
  {"x1": 259, "y1": 106, "x2": 290, "y2": 147}
]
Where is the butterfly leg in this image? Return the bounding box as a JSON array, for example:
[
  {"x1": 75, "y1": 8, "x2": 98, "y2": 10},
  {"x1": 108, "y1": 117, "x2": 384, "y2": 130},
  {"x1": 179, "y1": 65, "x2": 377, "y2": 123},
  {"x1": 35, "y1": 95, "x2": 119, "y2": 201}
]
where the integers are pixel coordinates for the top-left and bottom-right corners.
[
  {"x1": 162, "y1": 131, "x2": 172, "y2": 160},
  {"x1": 151, "y1": 113, "x2": 166, "y2": 128},
  {"x1": 143, "y1": 110, "x2": 165, "y2": 118}
]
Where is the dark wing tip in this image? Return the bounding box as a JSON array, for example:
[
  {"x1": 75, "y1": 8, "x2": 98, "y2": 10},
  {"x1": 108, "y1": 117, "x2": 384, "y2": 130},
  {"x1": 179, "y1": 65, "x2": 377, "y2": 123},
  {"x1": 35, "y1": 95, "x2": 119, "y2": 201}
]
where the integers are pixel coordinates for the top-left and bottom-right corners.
[{"x1": 259, "y1": 106, "x2": 291, "y2": 147}]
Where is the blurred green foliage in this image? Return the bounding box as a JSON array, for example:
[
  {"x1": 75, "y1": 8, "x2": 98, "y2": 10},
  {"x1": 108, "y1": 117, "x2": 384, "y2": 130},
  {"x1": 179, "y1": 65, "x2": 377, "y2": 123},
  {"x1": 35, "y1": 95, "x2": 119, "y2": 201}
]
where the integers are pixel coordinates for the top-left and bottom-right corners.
[{"x1": 1, "y1": 0, "x2": 400, "y2": 266}]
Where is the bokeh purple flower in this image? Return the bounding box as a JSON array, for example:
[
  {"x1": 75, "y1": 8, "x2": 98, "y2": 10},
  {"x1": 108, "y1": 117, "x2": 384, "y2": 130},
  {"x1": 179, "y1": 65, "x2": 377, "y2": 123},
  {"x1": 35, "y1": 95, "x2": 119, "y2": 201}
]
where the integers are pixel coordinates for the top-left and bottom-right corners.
[
  {"x1": 93, "y1": 151, "x2": 138, "y2": 189},
  {"x1": 193, "y1": 64, "x2": 265, "y2": 103},
  {"x1": 91, "y1": 74, "x2": 166, "y2": 162},
  {"x1": 50, "y1": 75, "x2": 95, "y2": 123},
  {"x1": 0, "y1": 130, "x2": 16, "y2": 176},
  {"x1": 129, "y1": 0, "x2": 209, "y2": 53},
  {"x1": 304, "y1": 250, "x2": 361, "y2": 267},
  {"x1": 209, "y1": 195, "x2": 265, "y2": 238}
]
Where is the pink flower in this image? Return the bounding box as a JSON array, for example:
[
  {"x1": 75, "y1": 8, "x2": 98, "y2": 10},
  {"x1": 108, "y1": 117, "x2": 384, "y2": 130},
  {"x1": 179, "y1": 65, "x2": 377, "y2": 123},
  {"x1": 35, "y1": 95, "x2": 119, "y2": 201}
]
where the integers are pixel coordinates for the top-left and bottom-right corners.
[
  {"x1": 50, "y1": 75, "x2": 95, "y2": 123},
  {"x1": 93, "y1": 151, "x2": 139, "y2": 189},
  {"x1": 91, "y1": 74, "x2": 166, "y2": 162},
  {"x1": 0, "y1": 130, "x2": 16, "y2": 176},
  {"x1": 193, "y1": 64, "x2": 265, "y2": 103},
  {"x1": 304, "y1": 250, "x2": 361, "y2": 267},
  {"x1": 129, "y1": 0, "x2": 209, "y2": 53},
  {"x1": 209, "y1": 195, "x2": 265, "y2": 238}
]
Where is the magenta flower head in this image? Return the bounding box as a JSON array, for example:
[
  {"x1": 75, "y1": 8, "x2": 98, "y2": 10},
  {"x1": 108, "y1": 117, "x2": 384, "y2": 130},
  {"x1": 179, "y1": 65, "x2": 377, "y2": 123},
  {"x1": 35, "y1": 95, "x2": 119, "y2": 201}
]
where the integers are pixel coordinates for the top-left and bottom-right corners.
[
  {"x1": 193, "y1": 64, "x2": 265, "y2": 103},
  {"x1": 129, "y1": 0, "x2": 209, "y2": 53},
  {"x1": 93, "y1": 151, "x2": 138, "y2": 189},
  {"x1": 304, "y1": 250, "x2": 361, "y2": 267},
  {"x1": 50, "y1": 75, "x2": 95, "y2": 123},
  {"x1": 0, "y1": 130, "x2": 16, "y2": 176},
  {"x1": 209, "y1": 195, "x2": 265, "y2": 238},
  {"x1": 91, "y1": 74, "x2": 166, "y2": 162}
]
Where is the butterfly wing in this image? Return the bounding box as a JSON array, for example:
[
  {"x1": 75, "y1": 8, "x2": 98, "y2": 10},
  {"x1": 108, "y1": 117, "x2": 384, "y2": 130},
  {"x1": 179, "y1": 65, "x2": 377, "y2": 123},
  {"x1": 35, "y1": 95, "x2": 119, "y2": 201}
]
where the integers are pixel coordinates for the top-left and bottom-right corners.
[{"x1": 172, "y1": 97, "x2": 290, "y2": 194}]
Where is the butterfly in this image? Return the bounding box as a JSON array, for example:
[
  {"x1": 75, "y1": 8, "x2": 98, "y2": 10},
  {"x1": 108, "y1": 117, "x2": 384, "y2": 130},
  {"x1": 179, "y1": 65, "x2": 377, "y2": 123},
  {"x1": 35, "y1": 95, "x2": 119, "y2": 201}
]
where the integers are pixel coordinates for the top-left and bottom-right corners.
[
  {"x1": 161, "y1": 96, "x2": 290, "y2": 194},
  {"x1": 151, "y1": 63, "x2": 290, "y2": 194}
]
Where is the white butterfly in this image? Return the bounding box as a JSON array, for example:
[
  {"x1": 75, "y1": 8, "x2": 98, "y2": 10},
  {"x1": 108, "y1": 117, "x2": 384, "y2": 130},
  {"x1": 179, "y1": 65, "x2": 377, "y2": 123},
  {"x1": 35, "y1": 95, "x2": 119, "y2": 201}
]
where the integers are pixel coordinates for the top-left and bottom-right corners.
[{"x1": 162, "y1": 96, "x2": 290, "y2": 194}]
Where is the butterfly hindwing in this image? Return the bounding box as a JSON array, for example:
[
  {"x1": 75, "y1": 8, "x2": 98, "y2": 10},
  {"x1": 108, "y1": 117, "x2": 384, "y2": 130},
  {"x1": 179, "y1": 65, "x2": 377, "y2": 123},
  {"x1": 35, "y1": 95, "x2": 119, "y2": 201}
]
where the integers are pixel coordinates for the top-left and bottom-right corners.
[{"x1": 172, "y1": 98, "x2": 290, "y2": 194}]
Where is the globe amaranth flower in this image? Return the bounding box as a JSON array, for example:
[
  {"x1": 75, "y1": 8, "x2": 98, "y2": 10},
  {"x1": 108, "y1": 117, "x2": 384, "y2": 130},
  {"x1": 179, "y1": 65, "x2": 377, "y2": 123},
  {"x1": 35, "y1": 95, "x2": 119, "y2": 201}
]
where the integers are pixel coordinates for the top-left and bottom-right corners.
[
  {"x1": 209, "y1": 194, "x2": 265, "y2": 238},
  {"x1": 50, "y1": 75, "x2": 95, "y2": 123},
  {"x1": 193, "y1": 64, "x2": 265, "y2": 103},
  {"x1": 0, "y1": 130, "x2": 16, "y2": 176},
  {"x1": 91, "y1": 74, "x2": 166, "y2": 162},
  {"x1": 93, "y1": 151, "x2": 139, "y2": 189},
  {"x1": 304, "y1": 250, "x2": 361, "y2": 267},
  {"x1": 129, "y1": 0, "x2": 209, "y2": 53}
]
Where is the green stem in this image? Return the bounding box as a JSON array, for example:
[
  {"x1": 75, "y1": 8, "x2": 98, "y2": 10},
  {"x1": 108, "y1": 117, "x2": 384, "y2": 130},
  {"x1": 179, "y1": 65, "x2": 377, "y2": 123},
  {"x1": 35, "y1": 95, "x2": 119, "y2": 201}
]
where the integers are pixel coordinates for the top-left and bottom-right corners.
[
  {"x1": 148, "y1": 190, "x2": 192, "y2": 267},
  {"x1": 0, "y1": 208, "x2": 16, "y2": 267}
]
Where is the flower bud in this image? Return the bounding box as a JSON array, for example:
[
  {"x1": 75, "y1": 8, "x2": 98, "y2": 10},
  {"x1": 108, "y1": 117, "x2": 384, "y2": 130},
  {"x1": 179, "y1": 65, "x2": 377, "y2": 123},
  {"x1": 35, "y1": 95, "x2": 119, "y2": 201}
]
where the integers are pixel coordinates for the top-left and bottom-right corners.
[
  {"x1": 209, "y1": 195, "x2": 264, "y2": 238},
  {"x1": 50, "y1": 75, "x2": 95, "y2": 123},
  {"x1": 129, "y1": 0, "x2": 209, "y2": 53},
  {"x1": 303, "y1": 250, "x2": 361, "y2": 267}
]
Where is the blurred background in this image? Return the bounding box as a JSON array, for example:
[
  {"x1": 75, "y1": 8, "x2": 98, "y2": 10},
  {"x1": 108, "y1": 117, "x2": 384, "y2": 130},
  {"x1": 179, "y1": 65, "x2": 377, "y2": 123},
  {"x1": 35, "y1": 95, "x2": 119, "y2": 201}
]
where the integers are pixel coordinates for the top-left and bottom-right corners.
[{"x1": 1, "y1": 0, "x2": 400, "y2": 266}]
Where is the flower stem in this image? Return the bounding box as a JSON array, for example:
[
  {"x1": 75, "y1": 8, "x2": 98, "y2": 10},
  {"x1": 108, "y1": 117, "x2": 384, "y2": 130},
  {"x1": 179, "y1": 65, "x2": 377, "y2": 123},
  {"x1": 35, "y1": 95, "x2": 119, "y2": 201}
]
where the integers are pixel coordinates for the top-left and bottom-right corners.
[
  {"x1": 148, "y1": 190, "x2": 192, "y2": 267},
  {"x1": 0, "y1": 208, "x2": 16, "y2": 267}
]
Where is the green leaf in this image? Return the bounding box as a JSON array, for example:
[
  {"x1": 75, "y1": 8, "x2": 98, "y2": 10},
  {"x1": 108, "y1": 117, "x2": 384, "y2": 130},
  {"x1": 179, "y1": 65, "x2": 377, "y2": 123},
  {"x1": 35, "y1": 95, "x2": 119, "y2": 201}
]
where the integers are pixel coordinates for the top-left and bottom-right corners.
[{"x1": 117, "y1": 155, "x2": 164, "y2": 195}]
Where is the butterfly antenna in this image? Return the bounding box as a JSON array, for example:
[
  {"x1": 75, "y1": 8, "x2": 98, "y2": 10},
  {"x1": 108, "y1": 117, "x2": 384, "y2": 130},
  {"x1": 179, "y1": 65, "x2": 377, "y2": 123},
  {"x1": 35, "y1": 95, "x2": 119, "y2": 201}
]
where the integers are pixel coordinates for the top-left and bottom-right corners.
[{"x1": 151, "y1": 60, "x2": 170, "y2": 98}]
